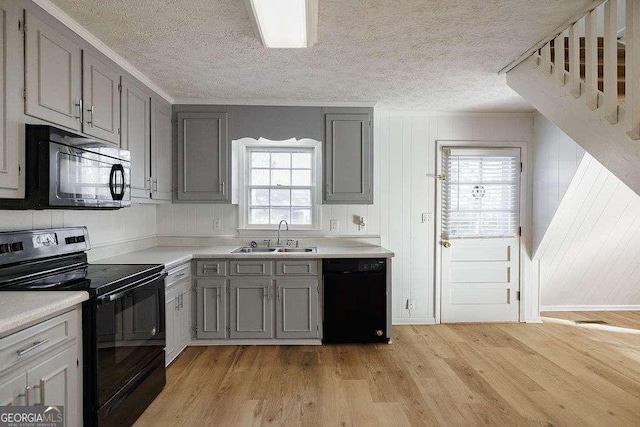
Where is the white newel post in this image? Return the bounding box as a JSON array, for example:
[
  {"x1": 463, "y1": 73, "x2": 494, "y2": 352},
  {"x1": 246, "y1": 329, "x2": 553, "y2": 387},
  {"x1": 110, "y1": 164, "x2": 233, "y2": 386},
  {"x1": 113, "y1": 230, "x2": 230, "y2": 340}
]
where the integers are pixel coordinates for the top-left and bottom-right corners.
[{"x1": 627, "y1": 0, "x2": 640, "y2": 139}]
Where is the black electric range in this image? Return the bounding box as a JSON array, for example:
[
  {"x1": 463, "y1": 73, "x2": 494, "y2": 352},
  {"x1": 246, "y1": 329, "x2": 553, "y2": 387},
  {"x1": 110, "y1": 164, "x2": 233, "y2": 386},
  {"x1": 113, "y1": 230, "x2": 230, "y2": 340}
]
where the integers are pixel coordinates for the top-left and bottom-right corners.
[{"x1": 0, "y1": 227, "x2": 166, "y2": 427}]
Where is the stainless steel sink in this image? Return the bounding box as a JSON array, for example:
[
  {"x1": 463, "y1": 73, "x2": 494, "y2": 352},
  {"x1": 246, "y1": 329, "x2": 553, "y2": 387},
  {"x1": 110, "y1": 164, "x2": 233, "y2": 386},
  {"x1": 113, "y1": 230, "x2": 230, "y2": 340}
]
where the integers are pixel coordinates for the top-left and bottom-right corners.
[
  {"x1": 276, "y1": 247, "x2": 317, "y2": 253},
  {"x1": 231, "y1": 247, "x2": 277, "y2": 253}
]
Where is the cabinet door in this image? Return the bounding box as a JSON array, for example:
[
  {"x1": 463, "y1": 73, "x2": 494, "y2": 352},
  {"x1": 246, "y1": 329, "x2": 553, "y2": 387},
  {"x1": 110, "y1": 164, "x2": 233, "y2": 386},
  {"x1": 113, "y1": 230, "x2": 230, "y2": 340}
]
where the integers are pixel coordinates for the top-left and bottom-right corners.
[
  {"x1": 165, "y1": 287, "x2": 178, "y2": 365},
  {"x1": 24, "y1": 12, "x2": 82, "y2": 131},
  {"x1": 151, "y1": 98, "x2": 172, "y2": 201},
  {"x1": 324, "y1": 113, "x2": 373, "y2": 204},
  {"x1": 82, "y1": 52, "x2": 120, "y2": 144},
  {"x1": 179, "y1": 284, "x2": 192, "y2": 349},
  {"x1": 0, "y1": 372, "x2": 27, "y2": 406},
  {"x1": 121, "y1": 77, "x2": 151, "y2": 199},
  {"x1": 196, "y1": 279, "x2": 227, "y2": 339},
  {"x1": 27, "y1": 345, "x2": 79, "y2": 427},
  {"x1": 229, "y1": 278, "x2": 273, "y2": 339},
  {"x1": 176, "y1": 112, "x2": 229, "y2": 202},
  {"x1": 275, "y1": 278, "x2": 319, "y2": 339},
  {"x1": 0, "y1": 0, "x2": 20, "y2": 197}
]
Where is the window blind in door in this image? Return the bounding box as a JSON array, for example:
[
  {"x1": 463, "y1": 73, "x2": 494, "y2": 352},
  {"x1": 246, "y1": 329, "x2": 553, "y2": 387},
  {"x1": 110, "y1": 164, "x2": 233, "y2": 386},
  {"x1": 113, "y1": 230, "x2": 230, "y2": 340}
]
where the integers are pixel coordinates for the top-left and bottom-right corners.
[{"x1": 442, "y1": 148, "x2": 520, "y2": 239}]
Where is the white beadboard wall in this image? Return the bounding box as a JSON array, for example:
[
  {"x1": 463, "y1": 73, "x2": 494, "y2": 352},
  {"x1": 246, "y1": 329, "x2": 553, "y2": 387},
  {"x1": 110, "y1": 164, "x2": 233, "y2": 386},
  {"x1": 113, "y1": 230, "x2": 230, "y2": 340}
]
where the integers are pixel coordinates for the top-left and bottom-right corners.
[
  {"x1": 158, "y1": 112, "x2": 533, "y2": 323},
  {"x1": 538, "y1": 153, "x2": 640, "y2": 309},
  {"x1": 531, "y1": 112, "x2": 585, "y2": 255},
  {"x1": 0, "y1": 204, "x2": 157, "y2": 261}
]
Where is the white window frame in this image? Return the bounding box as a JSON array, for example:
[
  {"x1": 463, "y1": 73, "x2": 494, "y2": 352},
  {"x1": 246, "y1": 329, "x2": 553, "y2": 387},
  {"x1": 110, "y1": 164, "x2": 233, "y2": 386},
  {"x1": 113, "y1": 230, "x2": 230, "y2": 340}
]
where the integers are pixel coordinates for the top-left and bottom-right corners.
[{"x1": 235, "y1": 138, "x2": 323, "y2": 231}]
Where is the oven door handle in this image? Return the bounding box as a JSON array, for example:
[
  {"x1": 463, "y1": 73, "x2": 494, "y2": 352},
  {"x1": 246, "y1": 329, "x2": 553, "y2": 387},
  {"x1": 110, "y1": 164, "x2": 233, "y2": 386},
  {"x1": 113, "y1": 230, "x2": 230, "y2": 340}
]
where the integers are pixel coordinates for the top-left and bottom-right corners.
[{"x1": 96, "y1": 272, "x2": 166, "y2": 305}]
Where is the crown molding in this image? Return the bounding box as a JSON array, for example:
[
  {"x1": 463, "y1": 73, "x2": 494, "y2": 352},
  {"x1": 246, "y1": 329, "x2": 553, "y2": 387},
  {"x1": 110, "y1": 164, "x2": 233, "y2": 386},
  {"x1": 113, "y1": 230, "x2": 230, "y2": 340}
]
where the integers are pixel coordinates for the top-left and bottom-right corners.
[
  {"x1": 375, "y1": 110, "x2": 535, "y2": 118},
  {"x1": 33, "y1": 0, "x2": 174, "y2": 103},
  {"x1": 173, "y1": 98, "x2": 377, "y2": 107}
]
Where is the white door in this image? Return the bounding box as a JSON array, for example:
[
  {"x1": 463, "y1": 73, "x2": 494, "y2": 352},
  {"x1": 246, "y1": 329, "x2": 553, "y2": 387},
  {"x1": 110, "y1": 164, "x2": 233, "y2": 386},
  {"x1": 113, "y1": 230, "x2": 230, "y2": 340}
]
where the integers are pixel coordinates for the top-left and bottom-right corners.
[{"x1": 438, "y1": 147, "x2": 521, "y2": 323}]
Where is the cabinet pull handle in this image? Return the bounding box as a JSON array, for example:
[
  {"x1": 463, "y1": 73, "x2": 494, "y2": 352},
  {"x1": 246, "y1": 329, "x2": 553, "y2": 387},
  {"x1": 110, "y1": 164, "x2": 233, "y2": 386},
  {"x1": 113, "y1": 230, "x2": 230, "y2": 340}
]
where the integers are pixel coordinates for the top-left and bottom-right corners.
[
  {"x1": 75, "y1": 99, "x2": 83, "y2": 122},
  {"x1": 87, "y1": 105, "x2": 94, "y2": 126},
  {"x1": 152, "y1": 178, "x2": 158, "y2": 192},
  {"x1": 175, "y1": 297, "x2": 179, "y2": 311},
  {"x1": 277, "y1": 285, "x2": 281, "y2": 301},
  {"x1": 219, "y1": 181, "x2": 226, "y2": 196},
  {"x1": 264, "y1": 287, "x2": 269, "y2": 301},
  {"x1": 32, "y1": 380, "x2": 45, "y2": 406},
  {"x1": 17, "y1": 339, "x2": 49, "y2": 356},
  {"x1": 15, "y1": 391, "x2": 26, "y2": 406},
  {"x1": 25, "y1": 386, "x2": 30, "y2": 406}
]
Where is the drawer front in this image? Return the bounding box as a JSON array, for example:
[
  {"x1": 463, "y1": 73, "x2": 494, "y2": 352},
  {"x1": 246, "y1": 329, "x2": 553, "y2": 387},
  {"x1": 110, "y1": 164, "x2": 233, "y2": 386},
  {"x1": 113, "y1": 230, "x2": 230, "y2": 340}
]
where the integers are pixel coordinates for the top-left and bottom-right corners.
[
  {"x1": 276, "y1": 260, "x2": 318, "y2": 276},
  {"x1": 166, "y1": 263, "x2": 191, "y2": 287},
  {"x1": 0, "y1": 310, "x2": 78, "y2": 373},
  {"x1": 196, "y1": 260, "x2": 227, "y2": 277},
  {"x1": 230, "y1": 260, "x2": 273, "y2": 276}
]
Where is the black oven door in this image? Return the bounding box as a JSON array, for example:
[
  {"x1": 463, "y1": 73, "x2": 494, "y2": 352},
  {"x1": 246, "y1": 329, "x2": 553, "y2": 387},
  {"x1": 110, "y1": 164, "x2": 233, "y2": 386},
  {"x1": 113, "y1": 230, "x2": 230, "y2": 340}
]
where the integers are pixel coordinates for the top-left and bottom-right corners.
[{"x1": 94, "y1": 272, "x2": 165, "y2": 407}]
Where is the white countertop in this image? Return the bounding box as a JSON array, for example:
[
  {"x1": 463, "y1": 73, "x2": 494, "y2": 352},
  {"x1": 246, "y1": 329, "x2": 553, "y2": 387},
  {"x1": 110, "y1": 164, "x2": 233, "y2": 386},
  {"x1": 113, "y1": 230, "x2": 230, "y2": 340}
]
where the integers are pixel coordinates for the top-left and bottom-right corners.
[
  {"x1": 95, "y1": 245, "x2": 394, "y2": 270},
  {"x1": 0, "y1": 291, "x2": 89, "y2": 337}
]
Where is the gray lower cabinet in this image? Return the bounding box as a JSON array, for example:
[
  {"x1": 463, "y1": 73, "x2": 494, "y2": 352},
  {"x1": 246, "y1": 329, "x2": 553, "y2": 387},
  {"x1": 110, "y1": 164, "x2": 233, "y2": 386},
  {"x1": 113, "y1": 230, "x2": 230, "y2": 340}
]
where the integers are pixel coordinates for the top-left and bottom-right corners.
[
  {"x1": 24, "y1": 11, "x2": 82, "y2": 132},
  {"x1": 176, "y1": 112, "x2": 229, "y2": 202},
  {"x1": 275, "y1": 278, "x2": 319, "y2": 339},
  {"x1": 324, "y1": 112, "x2": 373, "y2": 204},
  {"x1": 229, "y1": 278, "x2": 273, "y2": 339},
  {"x1": 196, "y1": 279, "x2": 227, "y2": 339},
  {"x1": 82, "y1": 52, "x2": 121, "y2": 144},
  {"x1": 121, "y1": 77, "x2": 152, "y2": 199},
  {"x1": 0, "y1": 0, "x2": 21, "y2": 197}
]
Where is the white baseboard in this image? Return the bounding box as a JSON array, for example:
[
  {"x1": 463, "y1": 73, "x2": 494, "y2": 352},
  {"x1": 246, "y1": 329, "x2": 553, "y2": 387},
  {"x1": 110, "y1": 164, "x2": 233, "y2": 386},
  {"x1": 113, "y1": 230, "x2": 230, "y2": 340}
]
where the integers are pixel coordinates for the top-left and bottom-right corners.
[
  {"x1": 540, "y1": 305, "x2": 640, "y2": 312},
  {"x1": 393, "y1": 317, "x2": 437, "y2": 325}
]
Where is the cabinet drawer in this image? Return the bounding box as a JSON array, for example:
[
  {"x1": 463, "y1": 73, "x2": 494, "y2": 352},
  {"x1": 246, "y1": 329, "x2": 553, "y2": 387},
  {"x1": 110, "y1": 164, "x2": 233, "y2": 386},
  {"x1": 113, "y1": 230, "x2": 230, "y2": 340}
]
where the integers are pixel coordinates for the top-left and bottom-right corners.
[
  {"x1": 196, "y1": 260, "x2": 227, "y2": 277},
  {"x1": 230, "y1": 260, "x2": 273, "y2": 276},
  {"x1": 276, "y1": 261, "x2": 318, "y2": 276},
  {"x1": 0, "y1": 311, "x2": 78, "y2": 373},
  {"x1": 166, "y1": 263, "x2": 191, "y2": 287}
]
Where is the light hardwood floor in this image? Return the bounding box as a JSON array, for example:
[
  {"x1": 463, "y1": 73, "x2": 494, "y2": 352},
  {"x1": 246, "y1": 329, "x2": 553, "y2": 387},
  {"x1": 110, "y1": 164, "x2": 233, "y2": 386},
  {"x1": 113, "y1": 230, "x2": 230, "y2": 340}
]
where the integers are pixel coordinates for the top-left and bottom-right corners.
[{"x1": 135, "y1": 312, "x2": 640, "y2": 426}]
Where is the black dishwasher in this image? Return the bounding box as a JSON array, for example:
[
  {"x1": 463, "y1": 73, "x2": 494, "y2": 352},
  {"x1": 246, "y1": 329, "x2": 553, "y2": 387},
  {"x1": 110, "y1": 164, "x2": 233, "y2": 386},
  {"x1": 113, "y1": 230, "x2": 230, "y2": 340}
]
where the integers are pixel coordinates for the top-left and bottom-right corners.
[{"x1": 323, "y1": 259, "x2": 390, "y2": 343}]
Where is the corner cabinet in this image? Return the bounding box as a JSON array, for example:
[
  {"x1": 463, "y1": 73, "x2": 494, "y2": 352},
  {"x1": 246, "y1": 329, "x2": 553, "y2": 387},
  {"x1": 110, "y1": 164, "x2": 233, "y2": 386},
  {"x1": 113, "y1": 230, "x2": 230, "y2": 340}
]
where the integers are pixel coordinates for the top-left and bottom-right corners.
[
  {"x1": 176, "y1": 112, "x2": 229, "y2": 202},
  {"x1": 0, "y1": 0, "x2": 21, "y2": 197},
  {"x1": 121, "y1": 77, "x2": 152, "y2": 200},
  {"x1": 323, "y1": 110, "x2": 374, "y2": 204}
]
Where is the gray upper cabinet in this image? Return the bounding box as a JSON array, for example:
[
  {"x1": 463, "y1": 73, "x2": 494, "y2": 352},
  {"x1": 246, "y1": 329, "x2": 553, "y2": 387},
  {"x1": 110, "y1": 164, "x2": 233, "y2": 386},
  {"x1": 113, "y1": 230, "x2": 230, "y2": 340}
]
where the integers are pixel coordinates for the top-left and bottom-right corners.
[
  {"x1": 176, "y1": 112, "x2": 229, "y2": 202},
  {"x1": 229, "y1": 278, "x2": 273, "y2": 339},
  {"x1": 324, "y1": 112, "x2": 373, "y2": 204},
  {"x1": 121, "y1": 77, "x2": 151, "y2": 199},
  {"x1": 196, "y1": 279, "x2": 227, "y2": 339},
  {"x1": 275, "y1": 278, "x2": 319, "y2": 339},
  {"x1": 151, "y1": 97, "x2": 172, "y2": 201},
  {"x1": 0, "y1": 0, "x2": 21, "y2": 198},
  {"x1": 82, "y1": 52, "x2": 120, "y2": 144},
  {"x1": 24, "y1": 12, "x2": 82, "y2": 132}
]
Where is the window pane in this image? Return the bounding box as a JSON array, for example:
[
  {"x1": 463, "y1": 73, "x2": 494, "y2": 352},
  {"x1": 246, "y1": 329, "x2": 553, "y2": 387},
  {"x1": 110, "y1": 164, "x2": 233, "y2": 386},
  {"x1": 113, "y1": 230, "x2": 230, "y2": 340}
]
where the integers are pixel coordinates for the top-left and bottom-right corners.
[
  {"x1": 270, "y1": 189, "x2": 290, "y2": 206},
  {"x1": 251, "y1": 152, "x2": 270, "y2": 168},
  {"x1": 271, "y1": 170, "x2": 290, "y2": 186},
  {"x1": 250, "y1": 189, "x2": 269, "y2": 206},
  {"x1": 250, "y1": 208, "x2": 269, "y2": 224},
  {"x1": 291, "y1": 189, "x2": 311, "y2": 206},
  {"x1": 291, "y1": 208, "x2": 311, "y2": 225},
  {"x1": 251, "y1": 169, "x2": 270, "y2": 185},
  {"x1": 291, "y1": 170, "x2": 311, "y2": 186},
  {"x1": 292, "y1": 153, "x2": 312, "y2": 169},
  {"x1": 271, "y1": 153, "x2": 291, "y2": 169},
  {"x1": 270, "y1": 208, "x2": 290, "y2": 224}
]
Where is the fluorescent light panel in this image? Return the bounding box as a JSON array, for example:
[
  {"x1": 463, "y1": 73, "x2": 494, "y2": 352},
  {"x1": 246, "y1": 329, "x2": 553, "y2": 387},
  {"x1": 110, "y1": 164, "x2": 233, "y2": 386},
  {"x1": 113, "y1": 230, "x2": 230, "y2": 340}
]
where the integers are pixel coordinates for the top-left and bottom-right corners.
[{"x1": 247, "y1": 0, "x2": 317, "y2": 48}]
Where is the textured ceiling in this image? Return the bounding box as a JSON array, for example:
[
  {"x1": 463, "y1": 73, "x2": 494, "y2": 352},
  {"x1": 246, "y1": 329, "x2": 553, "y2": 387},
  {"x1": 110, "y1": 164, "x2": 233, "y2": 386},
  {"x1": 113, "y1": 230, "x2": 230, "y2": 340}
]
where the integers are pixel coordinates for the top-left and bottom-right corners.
[{"x1": 50, "y1": 0, "x2": 593, "y2": 111}]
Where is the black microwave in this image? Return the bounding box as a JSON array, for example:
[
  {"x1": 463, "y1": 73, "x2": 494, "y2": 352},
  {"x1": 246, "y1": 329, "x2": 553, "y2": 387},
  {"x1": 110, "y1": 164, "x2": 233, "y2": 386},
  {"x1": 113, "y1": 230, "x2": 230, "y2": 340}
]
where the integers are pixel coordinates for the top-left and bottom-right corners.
[{"x1": 0, "y1": 125, "x2": 131, "y2": 209}]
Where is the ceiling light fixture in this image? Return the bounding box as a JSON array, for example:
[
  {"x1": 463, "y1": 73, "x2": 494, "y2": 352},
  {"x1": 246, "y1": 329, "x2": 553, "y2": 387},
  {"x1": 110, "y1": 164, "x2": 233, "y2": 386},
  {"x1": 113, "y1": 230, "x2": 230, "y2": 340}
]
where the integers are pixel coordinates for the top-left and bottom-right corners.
[{"x1": 245, "y1": 0, "x2": 318, "y2": 48}]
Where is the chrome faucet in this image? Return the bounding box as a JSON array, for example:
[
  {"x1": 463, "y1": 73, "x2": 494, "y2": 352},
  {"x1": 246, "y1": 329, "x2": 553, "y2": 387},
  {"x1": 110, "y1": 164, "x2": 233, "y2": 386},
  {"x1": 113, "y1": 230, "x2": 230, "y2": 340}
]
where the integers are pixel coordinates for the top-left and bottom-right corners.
[{"x1": 277, "y1": 220, "x2": 289, "y2": 246}]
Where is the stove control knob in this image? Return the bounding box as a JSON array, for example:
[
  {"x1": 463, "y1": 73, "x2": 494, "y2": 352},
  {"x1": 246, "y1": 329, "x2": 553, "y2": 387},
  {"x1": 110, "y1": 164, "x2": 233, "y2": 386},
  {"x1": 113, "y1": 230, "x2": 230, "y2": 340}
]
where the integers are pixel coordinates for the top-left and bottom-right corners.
[
  {"x1": 0, "y1": 243, "x2": 9, "y2": 254},
  {"x1": 10, "y1": 242, "x2": 24, "y2": 252}
]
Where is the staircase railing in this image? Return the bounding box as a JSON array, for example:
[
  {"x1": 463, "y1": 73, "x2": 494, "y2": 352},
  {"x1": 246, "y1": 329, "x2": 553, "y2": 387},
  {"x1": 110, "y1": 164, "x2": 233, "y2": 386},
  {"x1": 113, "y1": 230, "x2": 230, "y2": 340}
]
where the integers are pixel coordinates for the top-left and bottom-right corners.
[{"x1": 508, "y1": 0, "x2": 640, "y2": 141}]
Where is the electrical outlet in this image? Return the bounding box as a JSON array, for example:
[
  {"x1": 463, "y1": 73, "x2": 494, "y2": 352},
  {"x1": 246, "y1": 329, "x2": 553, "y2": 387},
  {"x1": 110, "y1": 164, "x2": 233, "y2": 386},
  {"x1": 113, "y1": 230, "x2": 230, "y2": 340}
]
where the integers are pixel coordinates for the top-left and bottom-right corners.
[
  {"x1": 422, "y1": 213, "x2": 433, "y2": 223},
  {"x1": 407, "y1": 299, "x2": 416, "y2": 310},
  {"x1": 330, "y1": 219, "x2": 339, "y2": 232},
  {"x1": 213, "y1": 219, "x2": 221, "y2": 230}
]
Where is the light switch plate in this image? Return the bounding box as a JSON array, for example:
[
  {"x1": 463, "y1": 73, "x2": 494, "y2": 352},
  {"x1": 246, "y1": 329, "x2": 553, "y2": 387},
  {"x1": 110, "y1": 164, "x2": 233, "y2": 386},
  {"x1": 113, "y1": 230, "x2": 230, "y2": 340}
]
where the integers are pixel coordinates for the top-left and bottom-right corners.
[{"x1": 330, "y1": 219, "x2": 339, "y2": 232}]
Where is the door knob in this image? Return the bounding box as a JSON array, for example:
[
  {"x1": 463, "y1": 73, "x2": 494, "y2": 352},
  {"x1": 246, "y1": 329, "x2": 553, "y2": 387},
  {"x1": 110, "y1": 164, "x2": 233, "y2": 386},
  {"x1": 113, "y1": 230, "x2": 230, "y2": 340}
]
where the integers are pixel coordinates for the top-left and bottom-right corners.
[{"x1": 442, "y1": 241, "x2": 451, "y2": 248}]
